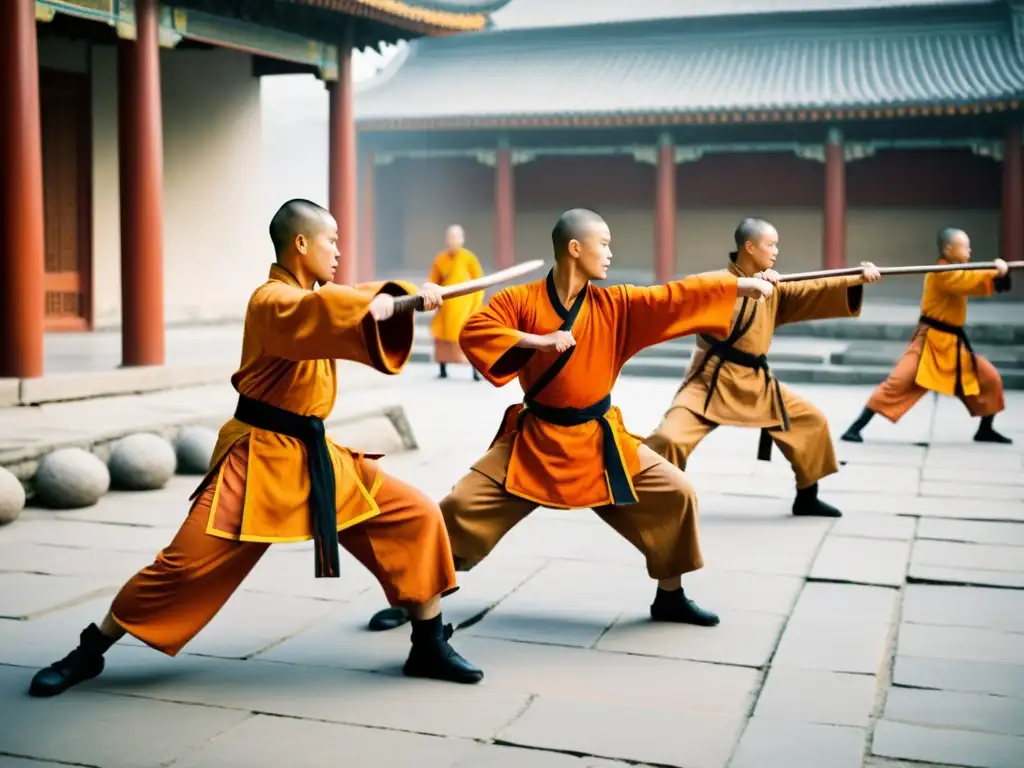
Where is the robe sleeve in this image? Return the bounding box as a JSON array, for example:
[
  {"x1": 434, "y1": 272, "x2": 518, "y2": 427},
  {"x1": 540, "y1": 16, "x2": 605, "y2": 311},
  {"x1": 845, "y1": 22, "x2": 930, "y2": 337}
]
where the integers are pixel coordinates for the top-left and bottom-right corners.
[
  {"x1": 775, "y1": 276, "x2": 864, "y2": 327},
  {"x1": 459, "y1": 286, "x2": 532, "y2": 386},
  {"x1": 253, "y1": 280, "x2": 415, "y2": 374},
  {"x1": 619, "y1": 273, "x2": 738, "y2": 361},
  {"x1": 427, "y1": 254, "x2": 445, "y2": 286},
  {"x1": 932, "y1": 269, "x2": 999, "y2": 298}
]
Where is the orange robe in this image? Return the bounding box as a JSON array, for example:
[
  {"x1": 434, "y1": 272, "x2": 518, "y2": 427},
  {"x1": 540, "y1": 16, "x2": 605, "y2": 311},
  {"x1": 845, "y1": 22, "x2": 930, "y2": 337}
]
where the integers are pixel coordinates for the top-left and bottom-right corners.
[
  {"x1": 107, "y1": 264, "x2": 457, "y2": 656},
  {"x1": 428, "y1": 248, "x2": 484, "y2": 364},
  {"x1": 645, "y1": 259, "x2": 865, "y2": 489},
  {"x1": 867, "y1": 261, "x2": 1007, "y2": 421},
  {"x1": 460, "y1": 270, "x2": 738, "y2": 509}
]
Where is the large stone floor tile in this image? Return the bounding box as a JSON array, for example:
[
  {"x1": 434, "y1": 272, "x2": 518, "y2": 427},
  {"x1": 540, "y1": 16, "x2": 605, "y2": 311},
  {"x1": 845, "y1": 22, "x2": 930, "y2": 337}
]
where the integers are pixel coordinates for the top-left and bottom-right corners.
[
  {"x1": 815, "y1": 493, "x2": 1024, "y2": 522},
  {"x1": 455, "y1": 745, "x2": 645, "y2": 768},
  {"x1": 698, "y1": 517, "x2": 830, "y2": 577},
  {"x1": 0, "y1": 758, "x2": 69, "y2": 768},
  {"x1": 488, "y1": 515, "x2": 645, "y2": 566},
  {"x1": 0, "y1": 597, "x2": 113, "y2": 669},
  {"x1": 120, "y1": 589, "x2": 337, "y2": 660},
  {"x1": 89, "y1": 646, "x2": 531, "y2": 741},
  {"x1": 809, "y1": 535, "x2": 911, "y2": 587},
  {"x1": 920, "y1": 481, "x2": 1024, "y2": 501},
  {"x1": 167, "y1": 714, "x2": 478, "y2": 768},
  {"x1": 0, "y1": 665, "x2": 252, "y2": 768},
  {"x1": 896, "y1": 623, "x2": 1024, "y2": 666},
  {"x1": 0, "y1": 517, "x2": 177, "y2": 552},
  {"x1": 596, "y1": 608, "x2": 785, "y2": 667},
  {"x1": 790, "y1": 582, "x2": 899, "y2": 624},
  {"x1": 819, "y1": 463, "x2": 920, "y2": 495},
  {"x1": 829, "y1": 513, "x2": 916, "y2": 540},
  {"x1": 917, "y1": 518, "x2": 1024, "y2": 547},
  {"x1": 728, "y1": 717, "x2": 866, "y2": 768},
  {"x1": 237, "y1": 547, "x2": 380, "y2": 602},
  {"x1": 0, "y1": 573, "x2": 117, "y2": 620},
  {"x1": 901, "y1": 584, "x2": 1024, "y2": 633},
  {"x1": 0, "y1": 541, "x2": 153, "y2": 578},
  {"x1": 872, "y1": 720, "x2": 1024, "y2": 768},
  {"x1": 48, "y1": 478, "x2": 199, "y2": 527},
  {"x1": 673, "y1": 569, "x2": 803, "y2": 615},
  {"x1": 893, "y1": 656, "x2": 1024, "y2": 699},
  {"x1": 908, "y1": 564, "x2": 1024, "y2": 588},
  {"x1": 753, "y1": 666, "x2": 878, "y2": 727},
  {"x1": 771, "y1": 616, "x2": 893, "y2": 674},
  {"x1": 921, "y1": 466, "x2": 1024, "y2": 486},
  {"x1": 912, "y1": 540, "x2": 1024, "y2": 573},
  {"x1": 884, "y1": 687, "x2": 1024, "y2": 737},
  {"x1": 497, "y1": 695, "x2": 744, "y2": 768}
]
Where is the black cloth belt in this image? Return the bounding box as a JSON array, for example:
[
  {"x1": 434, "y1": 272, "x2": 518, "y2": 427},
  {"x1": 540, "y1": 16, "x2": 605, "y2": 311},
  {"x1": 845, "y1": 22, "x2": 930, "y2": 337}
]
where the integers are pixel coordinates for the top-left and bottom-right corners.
[
  {"x1": 919, "y1": 314, "x2": 977, "y2": 398},
  {"x1": 234, "y1": 395, "x2": 340, "y2": 579},
  {"x1": 519, "y1": 394, "x2": 637, "y2": 505}
]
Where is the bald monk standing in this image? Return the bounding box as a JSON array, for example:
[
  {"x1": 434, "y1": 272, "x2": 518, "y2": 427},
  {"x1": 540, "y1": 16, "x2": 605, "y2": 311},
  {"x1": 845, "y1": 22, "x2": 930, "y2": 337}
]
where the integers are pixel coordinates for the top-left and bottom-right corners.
[
  {"x1": 28, "y1": 199, "x2": 483, "y2": 697},
  {"x1": 367, "y1": 208, "x2": 774, "y2": 633},
  {"x1": 842, "y1": 227, "x2": 1012, "y2": 444},
  {"x1": 429, "y1": 225, "x2": 485, "y2": 381},
  {"x1": 644, "y1": 218, "x2": 881, "y2": 519}
]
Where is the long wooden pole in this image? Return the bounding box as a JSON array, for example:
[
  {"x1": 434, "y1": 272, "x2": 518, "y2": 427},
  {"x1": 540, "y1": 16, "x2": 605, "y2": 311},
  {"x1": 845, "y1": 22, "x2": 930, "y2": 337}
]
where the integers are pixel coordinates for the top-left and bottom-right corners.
[{"x1": 779, "y1": 261, "x2": 1024, "y2": 283}]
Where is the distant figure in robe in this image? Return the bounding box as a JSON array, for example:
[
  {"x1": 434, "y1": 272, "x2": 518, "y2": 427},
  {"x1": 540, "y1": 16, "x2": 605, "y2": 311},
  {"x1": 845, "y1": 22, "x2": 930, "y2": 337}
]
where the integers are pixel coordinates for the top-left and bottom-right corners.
[
  {"x1": 429, "y1": 225, "x2": 484, "y2": 380},
  {"x1": 842, "y1": 227, "x2": 1012, "y2": 444}
]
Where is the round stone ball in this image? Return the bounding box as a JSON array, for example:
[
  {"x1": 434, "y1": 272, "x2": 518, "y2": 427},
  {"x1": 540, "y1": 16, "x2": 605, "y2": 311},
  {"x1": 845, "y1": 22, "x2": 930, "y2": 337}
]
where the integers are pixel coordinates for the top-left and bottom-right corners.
[
  {"x1": 174, "y1": 426, "x2": 217, "y2": 475},
  {"x1": 0, "y1": 466, "x2": 26, "y2": 525},
  {"x1": 34, "y1": 447, "x2": 110, "y2": 509},
  {"x1": 108, "y1": 433, "x2": 177, "y2": 491}
]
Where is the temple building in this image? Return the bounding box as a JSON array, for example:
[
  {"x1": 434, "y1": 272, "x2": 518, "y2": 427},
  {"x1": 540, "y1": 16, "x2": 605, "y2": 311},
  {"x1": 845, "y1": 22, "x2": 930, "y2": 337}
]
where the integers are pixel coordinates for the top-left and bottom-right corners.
[
  {"x1": 355, "y1": 0, "x2": 1024, "y2": 299},
  {"x1": 0, "y1": 0, "x2": 508, "y2": 378}
]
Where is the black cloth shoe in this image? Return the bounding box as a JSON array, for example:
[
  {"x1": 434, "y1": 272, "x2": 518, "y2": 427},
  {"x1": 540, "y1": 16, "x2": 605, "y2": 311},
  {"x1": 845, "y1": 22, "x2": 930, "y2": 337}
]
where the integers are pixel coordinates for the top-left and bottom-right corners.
[
  {"x1": 438, "y1": 363, "x2": 448, "y2": 379},
  {"x1": 840, "y1": 428, "x2": 863, "y2": 443},
  {"x1": 650, "y1": 588, "x2": 720, "y2": 626},
  {"x1": 840, "y1": 407, "x2": 874, "y2": 443},
  {"x1": 403, "y1": 616, "x2": 483, "y2": 684},
  {"x1": 368, "y1": 606, "x2": 410, "y2": 632},
  {"x1": 29, "y1": 623, "x2": 113, "y2": 697},
  {"x1": 472, "y1": 368, "x2": 481, "y2": 382},
  {"x1": 792, "y1": 483, "x2": 842, "y2": 517},
  {"x1": 974, "y1": 417, "x2": 1012, "y2": 444}
]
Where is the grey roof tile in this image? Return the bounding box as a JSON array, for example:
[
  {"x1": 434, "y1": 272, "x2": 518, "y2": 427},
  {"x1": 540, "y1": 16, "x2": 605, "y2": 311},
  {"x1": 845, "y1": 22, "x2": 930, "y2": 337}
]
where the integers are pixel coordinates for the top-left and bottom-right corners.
[{"x1": 355, "y1": 3, "x2": 1024, "y2": 124}]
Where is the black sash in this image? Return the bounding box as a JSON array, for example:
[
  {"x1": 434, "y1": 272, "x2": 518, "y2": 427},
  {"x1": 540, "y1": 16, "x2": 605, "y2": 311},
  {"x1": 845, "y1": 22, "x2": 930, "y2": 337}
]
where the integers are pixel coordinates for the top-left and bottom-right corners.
[
  {"x1": 684, "y1": 297, "x2": 791, "y2": 462},
  {"x1": 516, "y1": 270, "x2": 638, "y2": 505},
  {"x1": 919, "y1": 314, "x2": 977, "y2": 398},
  {"x1": 233, "y1": 395, "x2": 340, "y2": 579}
]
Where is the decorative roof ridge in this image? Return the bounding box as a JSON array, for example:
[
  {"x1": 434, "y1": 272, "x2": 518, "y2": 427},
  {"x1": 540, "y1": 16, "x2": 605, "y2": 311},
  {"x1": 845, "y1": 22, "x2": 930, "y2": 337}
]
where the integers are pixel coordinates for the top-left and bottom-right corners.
[{"x1": 356, "y1": 41, "x2": 415, "y2": 93}]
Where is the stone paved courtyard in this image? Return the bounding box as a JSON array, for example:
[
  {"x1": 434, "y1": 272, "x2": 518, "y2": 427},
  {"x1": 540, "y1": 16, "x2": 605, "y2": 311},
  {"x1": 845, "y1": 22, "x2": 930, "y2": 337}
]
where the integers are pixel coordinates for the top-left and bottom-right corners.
[{"x1": 0, "y1": 366, "x2": 1022, "y2": 768}]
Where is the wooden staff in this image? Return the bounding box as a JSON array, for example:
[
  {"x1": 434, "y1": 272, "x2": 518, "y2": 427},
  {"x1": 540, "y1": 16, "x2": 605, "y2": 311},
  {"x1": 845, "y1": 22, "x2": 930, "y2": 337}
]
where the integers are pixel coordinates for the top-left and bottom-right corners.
[
  {"x1": 392, "y1": 259, "x2": 546, "y2": 313},
  {"x1": 777, "y1": 260, "x2": 1024, "y2": 282}
]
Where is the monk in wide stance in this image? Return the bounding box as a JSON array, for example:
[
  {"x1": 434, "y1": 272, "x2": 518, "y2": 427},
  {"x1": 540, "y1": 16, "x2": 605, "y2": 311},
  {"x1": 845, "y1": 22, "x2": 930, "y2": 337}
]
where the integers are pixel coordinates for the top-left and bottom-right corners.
[
  {"x1": 429, "y1": 225, "x2": 485, "y2": 381},
  {"x1": 644, "y1": 217, "x2": 881, "y2": 519},
  {"x1": 28, "y1": 199, "x2": 482, "y2": 698},
  {"x1": 842, "y1": 227, "x2": 1012, "y2": 444},
  {"x1": 367, "y1": 208, "x2": 774, "y2": 633}
]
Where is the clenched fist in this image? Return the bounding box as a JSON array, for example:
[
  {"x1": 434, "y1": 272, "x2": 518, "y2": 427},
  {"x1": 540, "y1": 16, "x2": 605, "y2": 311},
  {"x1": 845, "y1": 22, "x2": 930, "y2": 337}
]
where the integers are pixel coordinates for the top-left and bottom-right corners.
[
  {"x1": 860, "y1": 261, "x2": 881, "y2": 283},
  {"x1": 369, "y1": 293, "x2": 395, "y2": 321},
  {"x1": 542, "y1": 330, "x2": 576, "y2": 353},
  {"x1": 737, "y1": 277, "x2": 775, "y2": 300},
  {"x1": 418, "y1": 282, "x2": 444, "y2": 311}
]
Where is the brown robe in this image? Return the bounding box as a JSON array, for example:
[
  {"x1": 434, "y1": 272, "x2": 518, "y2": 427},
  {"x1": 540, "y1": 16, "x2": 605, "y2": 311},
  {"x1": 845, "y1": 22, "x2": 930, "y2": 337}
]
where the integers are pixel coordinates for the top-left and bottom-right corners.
[
  {"x1": 442, "y1": 269, "x2": 739, "y2": 579},
  {"x1": 108, "y1": 265, "x2": 456, "y2": 656},
  {"x1": 645, "y1": 259, "x2": 864, "y2": 489}
]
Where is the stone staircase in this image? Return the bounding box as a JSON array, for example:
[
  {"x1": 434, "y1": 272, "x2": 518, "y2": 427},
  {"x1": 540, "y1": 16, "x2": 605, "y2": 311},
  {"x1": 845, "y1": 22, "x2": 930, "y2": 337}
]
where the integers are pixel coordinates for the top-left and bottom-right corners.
[{"x1": 408, "y1": 311, "x2": 1024, "y2": 389}]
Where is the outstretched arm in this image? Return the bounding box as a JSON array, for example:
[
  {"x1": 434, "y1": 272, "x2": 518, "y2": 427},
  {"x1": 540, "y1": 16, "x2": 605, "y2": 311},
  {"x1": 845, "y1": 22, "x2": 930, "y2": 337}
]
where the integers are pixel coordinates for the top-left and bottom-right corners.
[
  {"x1": 459, "y1": 286, "x2": 535, "y2": 386},
  {"x1": 772, "y1": 262, "x2": 880, "y2": 327},
  {"x1": 932, "y1": 260, "x2": 1008, "y2": 297}
]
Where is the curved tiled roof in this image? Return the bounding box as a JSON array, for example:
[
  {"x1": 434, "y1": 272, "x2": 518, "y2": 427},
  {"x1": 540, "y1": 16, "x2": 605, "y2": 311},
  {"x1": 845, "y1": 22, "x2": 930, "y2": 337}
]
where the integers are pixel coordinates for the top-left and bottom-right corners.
[
  {"x1": 356, "y1": 2, "x2": 1024, "y2": 127},
  {"x1": 290, "y1": 0, "x2": 511, "y2": 32}
]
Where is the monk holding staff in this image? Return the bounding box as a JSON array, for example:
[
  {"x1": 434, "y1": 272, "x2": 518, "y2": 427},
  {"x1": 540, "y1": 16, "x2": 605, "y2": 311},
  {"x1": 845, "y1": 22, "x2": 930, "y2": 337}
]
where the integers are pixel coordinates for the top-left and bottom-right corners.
[
  {"x1": 842, "y1": 227, "x2": 1012, "y2": 444},
  {"x1": 28, "y1": 199, "x2": 483, "y2": 698},
  {"x1": 644, "y1": 217, "x2": 881, "y2": 519},
  {"x1": 429, "y1": 225, "x2": 485, "y2": 380},
  {"x1": 369, "y1": 208, "x2": 774, "y2": 633}
]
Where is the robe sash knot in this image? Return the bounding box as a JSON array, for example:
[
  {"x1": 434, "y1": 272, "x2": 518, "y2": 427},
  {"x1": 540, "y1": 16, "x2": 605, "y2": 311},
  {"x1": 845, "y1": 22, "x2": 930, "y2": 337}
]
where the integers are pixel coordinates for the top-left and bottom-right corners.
[
  {"x1": 919, "y1": 314, "x2": 977, "y2": 398},
  {"x1": 233, "y1": 394, "x2": 341, "y2": 579},
  {"x1": 686, "y1": 297, "x2": 791, "y2": 461}
]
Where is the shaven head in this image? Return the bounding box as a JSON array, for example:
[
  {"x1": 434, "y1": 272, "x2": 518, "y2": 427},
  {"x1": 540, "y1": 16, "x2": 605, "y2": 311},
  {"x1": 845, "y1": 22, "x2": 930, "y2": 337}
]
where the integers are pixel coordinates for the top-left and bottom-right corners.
[
  {"x1": 732, "y1": 217, "x2": 779, "y2": 273},
  {"x1": 551, "y1": 208, "x2": 612, "y2": 280},
  {"x1": 268, "y1": 198, "x2": 339, "y2": 286},
  {"x1": 445, "y1": 224, "x2": 465, "y2": 252},
  {"x1": 937, "y1": 226, "x2": 971, "y2": 263}
]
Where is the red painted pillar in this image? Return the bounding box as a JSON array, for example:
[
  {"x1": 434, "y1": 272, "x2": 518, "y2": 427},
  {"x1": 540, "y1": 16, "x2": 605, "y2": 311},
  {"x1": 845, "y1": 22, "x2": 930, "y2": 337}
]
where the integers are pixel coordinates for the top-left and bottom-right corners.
[
  {"x1": 329, "y1": 27, "x2": 357, "y2": 285},
  {"x1": 118, "y1": 0, "x2": 165, "y2": 366},
  {"x1": 0, "y1": 0, "x2": 46, "y2": 378},
  {"x1": 1001, "y1": 123, "x2": 1023, "y2": 264},
  {"x1": 358, "y1": 149, "x2": 375, "y2": 282},
  {"x1": 823, "y1": 128, "x2": 846, "y2": 271},
  {"x1": 494, "y1": 145, "x2": 515, "y2": 270},
  {"x1": 655, "y1": 135, "x2": 677, "y2": 283}
]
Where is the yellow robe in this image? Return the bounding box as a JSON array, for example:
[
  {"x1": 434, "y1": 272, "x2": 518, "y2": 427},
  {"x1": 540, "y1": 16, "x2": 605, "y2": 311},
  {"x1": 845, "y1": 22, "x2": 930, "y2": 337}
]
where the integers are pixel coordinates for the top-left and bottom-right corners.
[
  {"x1": 428, "y1": 248, "x2": 485, "y2": 343},
  {"x1": 201, "y1": 264, "x2": 416, "y2": 543}
]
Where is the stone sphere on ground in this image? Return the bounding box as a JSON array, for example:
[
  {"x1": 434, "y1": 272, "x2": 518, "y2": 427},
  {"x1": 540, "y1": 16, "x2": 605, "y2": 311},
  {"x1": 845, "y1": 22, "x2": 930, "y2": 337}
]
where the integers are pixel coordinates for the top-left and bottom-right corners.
[
  {"x1": 174, "y1": 426, "x2": 217, "y2": 475},
  {"x1": 0, "y1": 466, "x2": 26, "y2": 525},
  {"x1": 108, "y1": 433, "x2": 177, "y2": 491},
  {"x1": 34, "y1": 447, "x2": 110, "y2": 509}
]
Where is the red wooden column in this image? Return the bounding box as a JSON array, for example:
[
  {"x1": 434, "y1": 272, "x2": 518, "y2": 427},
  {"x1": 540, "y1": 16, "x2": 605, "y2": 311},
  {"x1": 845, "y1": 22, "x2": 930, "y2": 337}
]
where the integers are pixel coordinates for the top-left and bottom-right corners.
[
  {"x1": 823, "y1": 128, "x2": 847, "y2": 270},
  {"x1": 493, "y1": 144, "x2": 515, "y2": 270},
  {"x1": 655, "y1": 134, "x2": 677, "y2": 283},
  {"x1": 0, "y1": 0, "x2": 46, "y2": 378},
  {"x1": 1001, "y1": 123, "x2": 1023, "y2": 264},
  {"x1": 328, "y1": 27, "x2": 357, "y2": 285},
  {"x1": 118, "y1": 0, "x2": 165, "y2": 366},
  {"x1": 358, "y1": 149, "x2": 375, "y2": 283}
]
